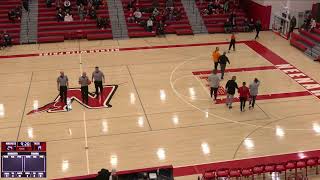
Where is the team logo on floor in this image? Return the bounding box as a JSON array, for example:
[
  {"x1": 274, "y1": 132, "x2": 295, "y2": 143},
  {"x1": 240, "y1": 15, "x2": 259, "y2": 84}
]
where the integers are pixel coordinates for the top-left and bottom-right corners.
[{"x1": 27, "y1": 85, "x2": 118, "y2": 115}]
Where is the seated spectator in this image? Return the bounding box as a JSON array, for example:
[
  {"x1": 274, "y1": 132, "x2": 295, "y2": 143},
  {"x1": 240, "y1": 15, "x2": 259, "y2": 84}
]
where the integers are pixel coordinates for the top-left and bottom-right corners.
[
  {"x1": 224, "y1": 19, "x2": 232, "y2": 33},
  {"x1": 229, "y1": 11, "x2": 236, "y2": 28},
  {"x1": 127, "y1": 8, "x2": 135, "y2": 22},
  {"x1": 146, "y1": 18, "x2": 153, "y2": 32},
  {"x1": 201, "y1": 8, "x2": 209, "y2": 16},
  {"x1": 88, "y1": 6, "x2": 97, "y2": 19},
  {"x1": 310, "y1": 18, "x2": 316, "y2": 31},
  {"x1": 2, "y1": 31, "x2": 12, "y2": 47},
  {"x1": 127, "y1": 0, "x2": 135, "y2": 10},
  {"x1": 165, "y1": 0, "x2": 173, "y2": 8},
  {"x1": 153, "y1": 8, "x2": 159, "y2": 17},
  {"x1": 156, "y1": 20, "x2": 165, "y2": 35},
  {"x1": 57, "y1": 8, "x2": 65, "y2": 21},
  {"x1": 98, "y1": 17, "x2": 108, "y2": 29},
  {"x1": 223, "y1": 0, "x2": 229, "y2": 13},
  {"x1": 92, "y1": 0, "x2": 101, "y2": 9},
  {"x1": 207, "y1": 2, "x2": 214, "y2": 14},
  {"x1": 64, "y1": 13, "x2": 73, "y2": 21},
  {"x1": 8, "y1": 10, "x2": 16, "y2": 22},
  {"x1": 46, "y1": 0, "x2": 53, "y2": 7},
  {"x1": 243, "y1": 18, "x2": 250, "y2": 32},
  {"x1": 15, "y1": 6, "x2": 22, "y2": 19},
  {"x1": 173, "y1": 7, "x2": 182, "y2": 21},
  {"x1": 248, "y1": 18, "x2": 255, "y2": 31},
  {"x1": 133, "y1": 8, "x2": 142, "y2": 23},
  {"x1": 167, "y1": 7, "x2": 174, "y2": 21},
  {"x1": 78, "y1": 4, "x2": 86, "y2": 21},
  {"x1": 63, "y1": 0, "x2": 71, "y2": 13}
]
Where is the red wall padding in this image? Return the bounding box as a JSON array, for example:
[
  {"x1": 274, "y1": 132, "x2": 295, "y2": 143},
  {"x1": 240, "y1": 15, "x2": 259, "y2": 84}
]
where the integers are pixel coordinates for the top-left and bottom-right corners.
[{"x1": 241, "y1": 0, "x2": 272, "y2": 30}]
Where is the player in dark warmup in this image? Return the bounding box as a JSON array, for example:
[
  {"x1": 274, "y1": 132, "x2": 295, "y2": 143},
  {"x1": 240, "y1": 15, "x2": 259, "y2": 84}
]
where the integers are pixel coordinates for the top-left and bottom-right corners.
[
  {"x1": 255, "y1": 20, "x2": 262, "y2": 40},
  {"x1": 228, "y1": 33, "x2": 236, "y2": 52}
]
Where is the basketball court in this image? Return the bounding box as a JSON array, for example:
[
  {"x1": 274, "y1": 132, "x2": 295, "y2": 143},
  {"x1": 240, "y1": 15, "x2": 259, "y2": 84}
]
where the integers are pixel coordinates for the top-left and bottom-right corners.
[{"x1": 1, "y1": 31, "x2": 320, "y2": 179}]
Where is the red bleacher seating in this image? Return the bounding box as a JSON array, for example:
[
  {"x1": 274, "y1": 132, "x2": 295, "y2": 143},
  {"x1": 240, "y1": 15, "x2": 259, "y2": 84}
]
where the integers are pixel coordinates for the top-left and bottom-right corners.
[
  {"x1": 37, "y1": 0, "x2": 113, "y2": 43},
  {"x1": 291, "y1": 32, "x2": 315, "y2": 47},
  {"x1": 196, "y1": 1, "x2": 247, "y2": 33},
  {"x1": 290, "y1": 39, "x2": 307, "y2": 52},
  {"x1": 0, "y1": 0, "x2": 21, "y2": 45},
  {"x1": 299, "y1": 29, "x2": 320, "y2": 43},
  {"x1": 121, "y1": 0, "x2": 193, "y2": 38}
]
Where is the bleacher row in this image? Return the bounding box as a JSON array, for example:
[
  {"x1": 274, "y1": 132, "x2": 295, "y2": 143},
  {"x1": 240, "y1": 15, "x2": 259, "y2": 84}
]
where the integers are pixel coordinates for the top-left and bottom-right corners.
[
  {"x1": 196, "y1": 1, "x2": 247, "y2": 33},
  {"x1": 38, "y1": 0, "x2": 113, "y2": 43},
  {"x1": 1, "y1": 0, "x2": 250, "y2": 44},
  {"x1": 121, "y1": 0, "x2": 193, "y2": 37},
  {"x1": 0, "y1": 0, "x2": 21, "y2": 45},
  {"x1": 290, "y1": 25, "x2": 320, "y2": 61}
]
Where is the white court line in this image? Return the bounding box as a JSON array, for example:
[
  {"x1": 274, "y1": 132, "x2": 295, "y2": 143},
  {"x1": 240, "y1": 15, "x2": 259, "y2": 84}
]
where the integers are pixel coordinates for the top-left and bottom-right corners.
[
  {"x1": 79, "y1": 53, "x2": 90, "y2": 174},
  {"x1": 169, "y1": 55, "x2": 318, "y2": 131}
]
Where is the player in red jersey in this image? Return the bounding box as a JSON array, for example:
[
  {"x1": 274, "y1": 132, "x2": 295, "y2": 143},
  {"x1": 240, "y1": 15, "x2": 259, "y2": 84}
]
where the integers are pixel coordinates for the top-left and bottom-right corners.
[{"x1": 238, "y1": 82, "x2": 250, "y2": 112}]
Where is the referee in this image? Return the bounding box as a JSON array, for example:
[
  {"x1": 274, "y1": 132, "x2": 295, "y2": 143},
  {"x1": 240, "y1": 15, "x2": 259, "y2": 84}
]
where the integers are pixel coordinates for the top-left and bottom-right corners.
[
  {"x1": 57, "y1": 71, "x2": 69, "y2": 104},
  {"x1": 92, "y1": 66, "x2": 105, "y2": 97},
  {"x1": 79, "y1": 72, "x2": 90, "y2": 104}
]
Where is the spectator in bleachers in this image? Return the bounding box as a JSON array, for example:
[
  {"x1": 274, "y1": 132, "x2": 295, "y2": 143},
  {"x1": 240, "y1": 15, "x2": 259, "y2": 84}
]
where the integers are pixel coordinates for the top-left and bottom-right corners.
[
  {"x1": 46, "y1": 0, "x2": 53, "y2": 7},
  {"x1": 147, "y1": 18, "x2": 153, "y2": 32},
  {"x1": 97, "y1": 17, "x2": 107, "y2": 29},
  {"x1": 201, "y1": 8, "x2": 209, "y2": 16},
  {"x1": 153, "y1": 8, "x2": 160, "y2": 17},
  {"x1": 127, "y1": 8, "x2": 135, "y2": 22},
  {"x1": 64, "y1": 13, "x2": 73, "y2": 21},
  {"x1": 2, "y1": 31, "x2": 12, "y2": 47},
  {"x1": 127, "y1": 0, "x2": 136, "y2": 10},
  {"x1": 92, "y1": 0, "x2": 101, "y2": 9},
  {"x1": 229, "y1": 11, "x2": 236, "y2": 29},
  {"x1": 243, "y1": 18, "x2": 250, "y2": 32},
  {"x1": 8, "y1": 10, "x2": 16, "y2": 22},
  {"x1": 156, "y1": 20, "x2": 165, "y2": 35},
  {"x1": 224, "y1": 19, "x2": 232, "y2": 33},
  {"x1": 310, "y1": 18, "x2": 316, "y2": 32},
  {"x1": 57, "y1": 8, "x2": 65, "y2": 21},
  {"x1": 89, "y1": 6, "x2": 97, "y2": 19},
  {"x1": 248, "y1": 18, "x2": 254, "y2": 32},
  {"x1": 165, "y1": 0, "x2": 174, "y2": 9},
  {"x1": 133, "y1": 8, "x2": 142, "y2": 23},
  {"x1": 173, "y1": 7, "x2": 182, "y2": 21},
  {"x1": 223, "y1": 0, "x2": 229, "y2": 13},
  {"x1": 63, "y1": 0, "x2": 72, "y2": 13},
  {"x1": 207, "y1": 1, "x2": 214, "y2": 15},
  {"x1": 22, "y1": 0, "x2": 29, "y2": 11},
  {"x1": 15, "y1": 6, "x2": 22, "y2": 20},
  {"x1": 78, "y1": 4, "x2": 86, "y2": 21}
]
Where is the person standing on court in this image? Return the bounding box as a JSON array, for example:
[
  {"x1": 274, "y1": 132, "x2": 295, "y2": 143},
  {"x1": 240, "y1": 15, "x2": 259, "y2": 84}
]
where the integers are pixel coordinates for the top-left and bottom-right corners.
[
  {"x1": 238, "y1": 82, "x2": 250, "y2": 112},
  {"x1": 255, "y1": 20, "x2": 262, "y2": 40},
  {"x1": 218, "y1": 52, "x2": 230, "y2": 79},
  {"x1": 79, "y1": 72, "x2": 90, "y2": 105},
  {"x1": 225, "y1": 76, "x2": 238, "y2": 109},
  {"x1": 92, "y1": 66, "x2": 105, "y2": 98},
  {"x1": 212, "y1": 47, "x2": 220, "y2": 70},
  {"x1": 208, "y1": 70, "x2": 220, "y2": 101},
  {"x1": 249, "y1": 78, "x2": 260, "y2": 109},
  {"x1": 57, "y1": 71, "x2": 69, "y2": 104},
  {"x1": 228, "y1": 33, "x2": 236, "y2": 52}
]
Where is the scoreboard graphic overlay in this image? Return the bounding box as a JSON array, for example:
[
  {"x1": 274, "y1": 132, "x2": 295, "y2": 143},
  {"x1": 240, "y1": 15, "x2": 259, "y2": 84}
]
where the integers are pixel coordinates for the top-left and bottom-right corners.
[{"x1": 1, "y1": 142, "x2": 46, "y2": 178}]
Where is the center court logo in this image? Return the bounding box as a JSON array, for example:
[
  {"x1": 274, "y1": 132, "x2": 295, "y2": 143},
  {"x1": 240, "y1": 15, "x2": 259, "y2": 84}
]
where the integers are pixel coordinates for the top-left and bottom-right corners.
[{"x1": 27, "y1": 85, "x2": 118, "y2": 115}]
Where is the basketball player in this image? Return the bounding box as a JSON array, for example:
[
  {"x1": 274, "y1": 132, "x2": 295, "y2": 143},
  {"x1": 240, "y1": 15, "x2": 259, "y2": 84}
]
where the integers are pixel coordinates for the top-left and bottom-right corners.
[
  {"x1": 208, "y1": 70, "x2": 220, "y2": 101},
  {"x1": 238, "y1": 82, "x2": 250, "y2": 112},
  {"x1": 92, "y1": 66, "x2": 105, "y2": 97},
  {"x1": 228, "y1": 33, "x2": 236, "y2": 52},
  {"x1": 79, "y1": 72, "x2": 90, "y2": 104},
  {"x1": 249, "y1": 78, "x2": 260, "y2": 109},
  {"x1": 225, "y1": 76, "x2": 238, "y2": 109},
  {"x1": 218, "y1": 52, "x2": 230, "y2": 79},
  {"x1": 255, "y1": 20, "x2": 262, "y2": 40},
  {"x1": 57, "y1": 71, "x2": 69, "y2": 104},
  {"x1": 212, "y1": 47, "x2": 220, "y2": 70}
]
